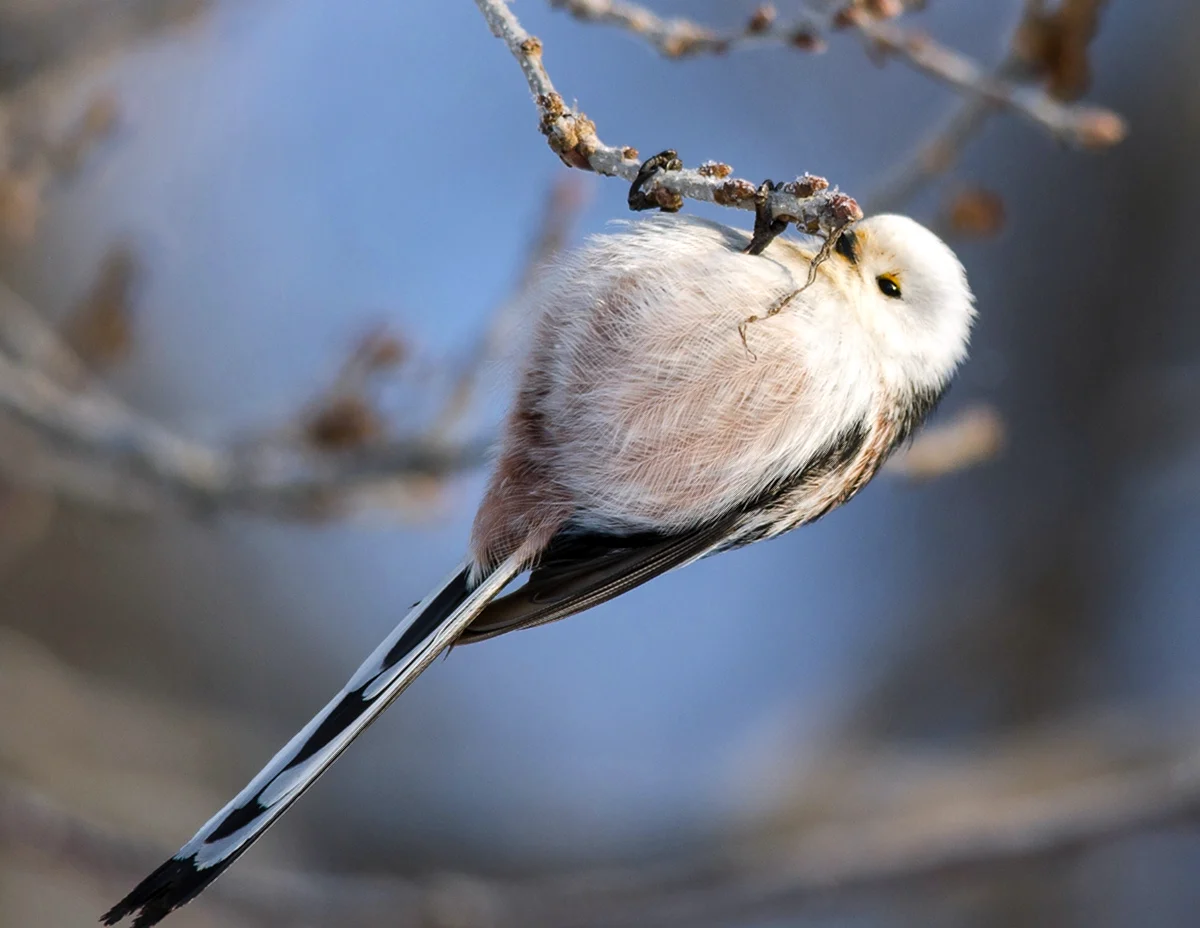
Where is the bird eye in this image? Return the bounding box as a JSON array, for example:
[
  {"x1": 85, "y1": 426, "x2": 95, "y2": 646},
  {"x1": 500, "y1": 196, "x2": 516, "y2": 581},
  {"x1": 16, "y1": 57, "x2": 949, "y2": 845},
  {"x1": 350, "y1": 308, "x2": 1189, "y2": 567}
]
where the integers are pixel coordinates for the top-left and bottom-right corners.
[{"x1": 876, "y1": 274, "x2": 902, "y2": 299}]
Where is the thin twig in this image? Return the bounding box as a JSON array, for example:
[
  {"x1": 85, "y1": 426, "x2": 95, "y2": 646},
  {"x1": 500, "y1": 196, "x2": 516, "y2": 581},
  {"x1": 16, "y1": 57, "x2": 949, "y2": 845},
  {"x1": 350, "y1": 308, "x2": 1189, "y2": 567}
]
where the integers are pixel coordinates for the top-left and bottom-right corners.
[
  {"x1": 549, "y1": 0, "x2": 828, "y2": 56},
  {"x1": 864, "y1": 0, "x2": 1046, "y2": 213},
  {"x1": 472, "y1": 0, "x2": 862, "y2": 237},
  {"x1": 0, "y1": 281, "x2": 487, "y2": 518},
  {"x1": 0, "y1": 277, "x2": 94, "y2": 383},
  {"x1": 866, "y1": 64, "x2": 1021, "y2": 214},
  {"x1": 854, "y1": 17, "x2": 1125, "y2": 150},
  {"x1": 0, "y1": 349, "x2": 229, "y2": 499},
  {"x1": 867, "y1": 0, "x2": 1114, "y2": 213},
  {"x1": 0, "y1": 350, "x2": 489, "y2": 516},
  {"x1": 545, "y1": 0, "x2": 1125, "y2": 154}
]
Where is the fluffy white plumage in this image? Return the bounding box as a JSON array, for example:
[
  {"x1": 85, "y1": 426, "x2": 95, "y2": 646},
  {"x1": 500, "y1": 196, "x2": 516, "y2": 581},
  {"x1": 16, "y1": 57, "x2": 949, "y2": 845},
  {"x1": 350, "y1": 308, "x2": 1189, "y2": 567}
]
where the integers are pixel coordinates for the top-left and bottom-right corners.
[{"x1": 105, "y1": 211, "x2": 974, "y2": 928}]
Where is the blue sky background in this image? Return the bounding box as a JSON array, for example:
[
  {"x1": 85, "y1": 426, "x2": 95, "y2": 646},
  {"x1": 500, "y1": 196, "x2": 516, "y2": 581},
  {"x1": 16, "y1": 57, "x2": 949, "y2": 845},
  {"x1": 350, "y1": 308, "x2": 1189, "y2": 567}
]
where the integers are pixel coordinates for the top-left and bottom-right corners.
[{"x1": 9, "y1": 1, "x2": 1200, "y2": 917}]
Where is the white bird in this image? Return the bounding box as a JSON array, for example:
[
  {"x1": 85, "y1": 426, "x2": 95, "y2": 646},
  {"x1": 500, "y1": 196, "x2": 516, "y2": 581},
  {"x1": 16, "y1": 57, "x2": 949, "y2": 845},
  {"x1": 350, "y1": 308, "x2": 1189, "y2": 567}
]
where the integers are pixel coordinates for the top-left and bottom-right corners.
[{"x1": 104, "y1": 210, "x2": 975, "y2": 927}]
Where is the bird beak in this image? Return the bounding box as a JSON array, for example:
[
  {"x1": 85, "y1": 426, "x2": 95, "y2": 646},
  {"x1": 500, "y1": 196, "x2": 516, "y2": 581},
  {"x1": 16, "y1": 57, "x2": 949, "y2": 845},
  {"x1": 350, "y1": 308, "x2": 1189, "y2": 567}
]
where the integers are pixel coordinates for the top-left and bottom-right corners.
[{"x1": 834, "y1": 228, "x2": 860, "y2": 265}]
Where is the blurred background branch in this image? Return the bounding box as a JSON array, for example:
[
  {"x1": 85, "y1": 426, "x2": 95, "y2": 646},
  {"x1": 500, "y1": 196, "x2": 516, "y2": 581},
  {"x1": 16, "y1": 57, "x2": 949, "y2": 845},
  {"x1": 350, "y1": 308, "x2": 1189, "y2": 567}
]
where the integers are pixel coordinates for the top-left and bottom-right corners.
[
  {"x1": 548, "y1": 0, "x2": 1125, "y2": 149},
  {"x1": 870, "y1": 0, "x2": 1120, "y2": 211},
  {"x1": 5, "y1": 1, "x2": 1195, "y2": 927},
  {"x1": 0, "y1": 272, "x2": 490, "y2": 519},
  {"x1": 5, "y1": 626, "x2": 1197, "y2": 927}
]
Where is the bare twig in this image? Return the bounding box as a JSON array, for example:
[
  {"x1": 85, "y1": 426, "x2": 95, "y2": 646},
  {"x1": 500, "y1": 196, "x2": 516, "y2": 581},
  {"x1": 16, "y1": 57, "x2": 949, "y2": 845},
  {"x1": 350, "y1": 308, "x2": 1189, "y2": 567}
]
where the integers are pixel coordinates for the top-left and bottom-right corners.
[
  {"x1": 549, "y1": 0, "x2": 829, "y2": 56},
  {"x1": 867, "y1": 0, "x2": 1046, "y2": 212},
  {"x1": 0, "y1": 348, "x2": 228, "y2": 497},
  {"x1": 545, "y1": 0, "x2": 1124, "y2": 156},
  {"x1": 472, "y1": 0, "x2": 862, "y2": 237},
  {"x1": 867, "y1": 81, "x2": 1011, "y2": 214},
  {"x1": 854, "y1": 17, "x2": 1125, "y2": 149},
  {"x1": 0, "y1": 277, "x2": 92, "y2": 382},
  {"x1": 0, "y1": 280, "x2": 487, "y2": 518},
  {"x1": 0, "y1": 350, "x2": 489, "y2": 516},
  {"x1": 869, "y1": 0, "x2": 1116, "y2": 212}
]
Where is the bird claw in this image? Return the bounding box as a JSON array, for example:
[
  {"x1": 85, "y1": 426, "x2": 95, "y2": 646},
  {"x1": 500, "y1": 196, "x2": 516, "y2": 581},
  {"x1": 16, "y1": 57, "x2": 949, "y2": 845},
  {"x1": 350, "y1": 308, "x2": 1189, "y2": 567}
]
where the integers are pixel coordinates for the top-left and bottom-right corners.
[
  {"x1": 744, "y1": 180, "x2": 789, "y2": 256},
  {"x1": 628, "y1": 149, "x2": 684, "y2": 212}
]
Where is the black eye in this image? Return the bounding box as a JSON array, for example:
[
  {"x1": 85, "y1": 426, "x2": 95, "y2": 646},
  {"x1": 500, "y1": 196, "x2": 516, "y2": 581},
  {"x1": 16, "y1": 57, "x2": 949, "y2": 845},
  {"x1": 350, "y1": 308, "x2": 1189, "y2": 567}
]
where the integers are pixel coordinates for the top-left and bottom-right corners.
[{"x1": 877, "y1": 275, "x2": 902, "y2": 299}]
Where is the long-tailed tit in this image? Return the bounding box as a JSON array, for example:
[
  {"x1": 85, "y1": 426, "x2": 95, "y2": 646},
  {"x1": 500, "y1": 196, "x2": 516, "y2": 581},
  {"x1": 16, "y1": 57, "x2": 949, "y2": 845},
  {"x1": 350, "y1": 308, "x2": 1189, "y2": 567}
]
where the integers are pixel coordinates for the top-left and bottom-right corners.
[{"x1": 105, "y1": 209, "x2": 974, "y2": 926}]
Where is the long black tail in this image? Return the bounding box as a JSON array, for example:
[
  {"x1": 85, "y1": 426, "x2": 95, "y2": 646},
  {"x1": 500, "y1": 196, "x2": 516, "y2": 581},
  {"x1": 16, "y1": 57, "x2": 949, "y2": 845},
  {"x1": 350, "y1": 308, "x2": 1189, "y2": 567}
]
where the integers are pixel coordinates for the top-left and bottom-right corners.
[{"x1": 102, "y1": 556, "x2": 522, "y2": 928}]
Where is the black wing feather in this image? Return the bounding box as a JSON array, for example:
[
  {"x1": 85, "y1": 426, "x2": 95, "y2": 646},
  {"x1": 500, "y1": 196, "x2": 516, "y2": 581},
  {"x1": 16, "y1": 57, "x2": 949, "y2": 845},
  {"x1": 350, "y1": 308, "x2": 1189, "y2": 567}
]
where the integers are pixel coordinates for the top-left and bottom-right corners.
[{"x1": 458, "y1": 517, "x2": 738, "y2": 643}]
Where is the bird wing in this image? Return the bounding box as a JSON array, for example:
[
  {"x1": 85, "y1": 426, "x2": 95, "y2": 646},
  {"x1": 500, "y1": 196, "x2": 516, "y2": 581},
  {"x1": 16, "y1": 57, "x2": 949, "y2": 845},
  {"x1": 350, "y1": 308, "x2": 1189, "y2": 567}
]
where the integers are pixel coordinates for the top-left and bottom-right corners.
[{"x1": 458, "y1": 516, "x2": 738, "y2": 644}]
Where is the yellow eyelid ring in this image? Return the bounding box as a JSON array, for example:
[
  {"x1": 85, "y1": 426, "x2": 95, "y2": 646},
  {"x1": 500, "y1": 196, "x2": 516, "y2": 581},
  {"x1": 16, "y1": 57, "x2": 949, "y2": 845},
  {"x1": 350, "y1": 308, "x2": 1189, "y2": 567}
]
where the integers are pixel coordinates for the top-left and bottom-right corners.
[{"x1": 876, "y1": 272, "x2": 903, "y2": 299}]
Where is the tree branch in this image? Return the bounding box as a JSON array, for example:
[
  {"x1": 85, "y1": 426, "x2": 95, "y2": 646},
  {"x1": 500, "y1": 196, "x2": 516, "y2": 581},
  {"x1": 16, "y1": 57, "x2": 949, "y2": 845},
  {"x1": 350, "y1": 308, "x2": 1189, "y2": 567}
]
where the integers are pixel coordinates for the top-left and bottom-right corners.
[
  {"x1": 867, "y1": 0, "x2": 1116, "y2": 213},
  {"x1": 545, "y1": 0, "x2": 1125, "y2": 155},
  {"x1": 472, "y1": 0, "x2": 863, "y2": 237},
  {"x1": 866, "y1": 62, "x2": 1021, "y2": 214},
  {"x1": 0, "y1": 279, "x2": 487, "y2": 519},
  {"x1": 549, "y1": 0, "x2": 828, "y2": 57},
  {"x1": 854, "y1": 16, "x2": 1124, "y2": 150}
]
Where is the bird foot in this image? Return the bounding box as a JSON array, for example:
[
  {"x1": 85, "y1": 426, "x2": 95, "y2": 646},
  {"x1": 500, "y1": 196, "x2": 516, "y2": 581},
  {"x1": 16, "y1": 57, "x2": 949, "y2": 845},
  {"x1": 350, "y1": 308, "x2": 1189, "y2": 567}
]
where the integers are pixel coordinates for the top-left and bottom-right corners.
[
  {"x1": 627, "y1": 149, "x2": 684, "y2": 212},
  {"x1": 743, "y1": 180, "x2": 789, "y2": 256}
]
